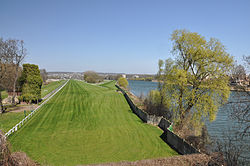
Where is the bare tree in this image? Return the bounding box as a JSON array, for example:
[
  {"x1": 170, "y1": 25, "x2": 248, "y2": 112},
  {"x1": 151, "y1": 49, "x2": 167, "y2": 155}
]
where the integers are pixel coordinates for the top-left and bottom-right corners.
[
  {"x1": 8, "y1": 40, "x2": 26, "y2": 104},
  {"x1": 230, "y1": 56, "x2": 250, "y2": 137},
  {"x1": 232, "y1": 64, "x2": 246, "y2": 81},
  {"x1": 40, "y1": 69, "x2": 48, "y2": 83},
  {"x1": 0, "y1": 38, "x2": 11, "y2": 112},
  {"x1": 214, "y1": 132, "x2": 247, "y2": 166},
  {"x1": 0, "y1": 38, "x2": 26, "y2": 111},
  {"x1": 214, "y1": 56, "x2": 250, "y2": 165}
]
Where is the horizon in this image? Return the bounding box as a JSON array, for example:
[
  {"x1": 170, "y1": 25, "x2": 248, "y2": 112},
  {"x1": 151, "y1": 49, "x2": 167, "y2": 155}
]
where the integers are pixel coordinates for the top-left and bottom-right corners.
[{"x1": 1, "y1": 0, "x2": 250, "y2": 74}]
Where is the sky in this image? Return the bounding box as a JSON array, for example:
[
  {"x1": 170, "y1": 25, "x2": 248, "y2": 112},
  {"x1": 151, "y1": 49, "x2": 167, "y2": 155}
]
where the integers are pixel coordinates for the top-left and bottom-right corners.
[{"x1": 0, "y1": 0, "x2": 250, "y2": 74}]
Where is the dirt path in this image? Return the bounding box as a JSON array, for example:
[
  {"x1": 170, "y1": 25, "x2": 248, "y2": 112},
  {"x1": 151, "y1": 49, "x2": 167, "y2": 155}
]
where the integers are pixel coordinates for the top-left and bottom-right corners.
[
  {"x1": 7, "y1": 105, "x2": 38, "y2": 113},
  {"x1": 85, "y1": 153, "x2": 223, "y2": 166}
]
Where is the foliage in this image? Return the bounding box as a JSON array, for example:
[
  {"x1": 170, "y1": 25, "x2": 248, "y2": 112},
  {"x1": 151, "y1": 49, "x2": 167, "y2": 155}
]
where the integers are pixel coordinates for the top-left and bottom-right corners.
[
  {"x1": 158, "y1": 29, "x2": 233, "y2": 130},
  {"x1": 117, "y1": 77, "x2": 128, "y2": 88},
  {"x1": 83, "y1": 71, "x2": 103, "y2": 83},
  {"x1": 144, "y1": 90, "x2": 172, "y2": 118},
  {"x1": 9, "y1": 80, "x2": 177, "y2": 165},
  {"x1": 19, "y1": 64, "x2": 43, "y2": 103},
  {"x1": 1, "y1": 90, "x2": 8, "y2": 100}
]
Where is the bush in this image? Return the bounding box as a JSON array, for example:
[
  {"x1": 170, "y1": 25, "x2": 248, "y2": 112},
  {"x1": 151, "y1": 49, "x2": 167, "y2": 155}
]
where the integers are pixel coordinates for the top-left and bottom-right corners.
[
  {"x1": 144, "y1": 90, "x2": 172, "y2": 119},
  {"x1": 118, "y1": 77, "x2": 128, "y2": 88},
  {"x1": 18, "y1": 64, "x2": 43, "y2": 103},
  {"x1": 84, "y1": 71, "x2": 103, "y2": 83}
]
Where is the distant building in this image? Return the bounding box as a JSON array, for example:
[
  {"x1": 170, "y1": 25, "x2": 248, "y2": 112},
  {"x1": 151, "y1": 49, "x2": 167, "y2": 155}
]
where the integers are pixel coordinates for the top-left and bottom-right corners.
[
  {"x1": 133, "y1": 75, "x2": 139, "y2": 78},
  {"x1": 122, "y1": 74, "x2": 126, "y2": 78}
]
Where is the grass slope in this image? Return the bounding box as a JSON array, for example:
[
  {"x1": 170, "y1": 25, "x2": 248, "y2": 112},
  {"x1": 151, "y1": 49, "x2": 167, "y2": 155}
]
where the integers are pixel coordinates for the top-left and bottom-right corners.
[
  {"x1": 41, "y1": 80, "x2": 66, "y2": 98},
  {"x1": 99, "y1": 80, "x2": 117, "y2": 90},
  {"x1": 1, "y1": 90, "x2": 8, "y2": 99},
  {"x1": 9, "y1": 80, "x2": 177, "y2": 165},
  {"x1": 0, "y1": 81, "x2": 65, "y2": 133},
  {"x1": 0, "y1": 111, "x2": 30, "y2": 133}
]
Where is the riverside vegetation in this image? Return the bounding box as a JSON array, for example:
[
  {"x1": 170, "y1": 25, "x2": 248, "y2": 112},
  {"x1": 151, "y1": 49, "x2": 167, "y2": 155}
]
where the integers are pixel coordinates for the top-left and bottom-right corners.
[{"x1": 8, "y1": 80, "x2": 177, "y2": 165}]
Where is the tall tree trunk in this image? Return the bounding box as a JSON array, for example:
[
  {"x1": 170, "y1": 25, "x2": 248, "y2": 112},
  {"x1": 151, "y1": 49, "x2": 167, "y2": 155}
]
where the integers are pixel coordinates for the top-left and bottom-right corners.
[
  {"x1": 0, "y1": 91, "x2": 4, "y2": 113},
  {"x1": 12, "y1": 64, "x2": 19, "y2": 105}
]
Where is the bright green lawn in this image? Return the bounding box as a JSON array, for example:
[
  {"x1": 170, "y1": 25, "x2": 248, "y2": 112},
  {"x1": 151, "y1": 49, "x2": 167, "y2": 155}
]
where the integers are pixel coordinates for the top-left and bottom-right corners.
[
  {"x1": 41, "y1": 80, "x2": 66, "y2": 98},
  {"x1": 0, "y1": 81, "x2": 65, "y2": 133},
  {"x1": 9, "y1": 80, "x2": 177, "y2": 165},
  {"x1": 99, "y1": 80, "x2": 117, "y2": 90},
  {"x1": 0, "y1": 111, "x2": 30, "y2": 133}
]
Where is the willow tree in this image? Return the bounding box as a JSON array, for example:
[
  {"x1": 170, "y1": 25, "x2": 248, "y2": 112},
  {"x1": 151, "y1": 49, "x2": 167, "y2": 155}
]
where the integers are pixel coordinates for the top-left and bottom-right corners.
[{"x1": 158, "y1": 29, "x2": 233, "y2": 130}]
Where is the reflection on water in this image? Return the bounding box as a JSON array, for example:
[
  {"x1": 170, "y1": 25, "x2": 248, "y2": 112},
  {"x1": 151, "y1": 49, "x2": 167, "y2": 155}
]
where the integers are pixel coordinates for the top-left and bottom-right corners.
[{"x1": 128, "y1": 80, "x2": 158, "y2": 97}]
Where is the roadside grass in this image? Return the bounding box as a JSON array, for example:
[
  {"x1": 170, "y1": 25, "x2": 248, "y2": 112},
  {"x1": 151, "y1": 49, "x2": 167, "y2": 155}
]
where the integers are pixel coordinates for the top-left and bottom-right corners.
[
  {"x1": 41, "y1": 80, "x2": 66, "y2": 98},
  {"x1": 9, "y1": 80, "x2": 177, "y2": 166},
  {"x1": 0, "y1": 111, "x2": 30, "y2": 133}
]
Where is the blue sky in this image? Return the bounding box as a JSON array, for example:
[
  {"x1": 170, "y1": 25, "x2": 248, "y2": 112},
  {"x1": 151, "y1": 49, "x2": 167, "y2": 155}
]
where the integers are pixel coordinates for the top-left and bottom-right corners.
[{"x1": 1, "y1": 0, "x2": 250, "y2": 74}]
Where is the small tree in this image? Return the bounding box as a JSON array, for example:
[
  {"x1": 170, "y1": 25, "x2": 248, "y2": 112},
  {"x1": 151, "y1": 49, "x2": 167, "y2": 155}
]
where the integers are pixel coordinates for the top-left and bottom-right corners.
[
  {"x1": 83, "y1": 71, "x2": 103, "y2": 83},
  {"x1": 144, "y1": 90, "x2": 172, "y2": 118},
  {"x1": 19, "y1": 64, "x2": 43, "y2": 103},
  {"x1": 40, "y1": 69, "x2": 48, "y2": 83},
  {"x1": 158, "y1": 29, "x2": 233, "y2": 131},
  {"x1": 117, "y1": 77, "x2": 128, "y2": 88}
]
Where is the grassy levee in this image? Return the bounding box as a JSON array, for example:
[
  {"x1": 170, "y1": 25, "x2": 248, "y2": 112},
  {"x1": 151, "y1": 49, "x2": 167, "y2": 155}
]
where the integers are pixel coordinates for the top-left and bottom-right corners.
[
  {"x1": 41, "y1": 80, "x2": 66, "y2": 98},
  {"x1": 9, "y1": 80, "x2": 177, "y2": 165},
  {"x1": 99, "y1": 80, "x2": 117, "y2": 90}
]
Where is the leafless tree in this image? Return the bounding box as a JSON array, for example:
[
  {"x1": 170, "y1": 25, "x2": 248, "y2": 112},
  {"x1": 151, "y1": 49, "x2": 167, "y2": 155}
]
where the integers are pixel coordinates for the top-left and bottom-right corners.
[
  {"x1": 40, "y1": 69, "x2": 48, "y2": 83},
  {"x1": 0, "y1": 38, "x2": 11, "y2": 112},
  {"x1": 232, "y1": 64, "x2": 247, "y2": 81},
  {"x1": 230, "y1": 56, "x2": 250, "y2": 137},
  {"x1": 0, "y1": 38, "x2": 26, "y2": 111},
  {"x1": 214, "y1": 132, "x2": 248, "y2": 166},
  {"x1": 214, "y1": 56, "x2": 250, "y2": 165},
  {"x1": 7, "y1": 39, "x2": 26, "y2": 104}
]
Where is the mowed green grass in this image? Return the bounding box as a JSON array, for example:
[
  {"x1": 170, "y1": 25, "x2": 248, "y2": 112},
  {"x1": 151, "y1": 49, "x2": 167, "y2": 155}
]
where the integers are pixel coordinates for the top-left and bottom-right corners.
[
  {"x1": 41, "y1": 80, "x2": 66, "y2": 98},
  {"x1": 0, "y1": 81, "x2": 65, "y2": 133},
  {"x1": 9, "y1": 80, "x2": 177, "y2": 165},
  {"x1": 0, "y1": 111, "x2": 30, "y2": 133}
]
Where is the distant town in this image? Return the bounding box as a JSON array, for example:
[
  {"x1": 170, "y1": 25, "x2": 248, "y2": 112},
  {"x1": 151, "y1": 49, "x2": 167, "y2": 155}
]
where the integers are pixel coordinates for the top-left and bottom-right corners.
[
  {"x1": 46, "y1": 71, "x2": 250, "y2": 89},
  {"x1": 47, "y1": 71, "x2": 155, "y2": 81}
]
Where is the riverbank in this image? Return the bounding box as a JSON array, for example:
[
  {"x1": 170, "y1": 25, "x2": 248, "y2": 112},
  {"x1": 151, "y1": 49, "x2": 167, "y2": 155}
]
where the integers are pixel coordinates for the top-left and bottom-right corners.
[
  {"x1": 230, "y1": 85, "x2": 250, "y2": 91},
  {"x1": 129, "y1": 79, "x2": 250, "y2": 92}
]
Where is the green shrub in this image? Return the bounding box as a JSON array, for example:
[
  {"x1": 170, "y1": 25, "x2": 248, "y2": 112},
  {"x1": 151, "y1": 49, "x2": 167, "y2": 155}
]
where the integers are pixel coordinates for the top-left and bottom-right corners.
[
  {"x1": 19, "y1": 64, "x2": 43, "y2": 103},
  {"x1": 118, "y1": 77, "x2": 128, "y2": 88}
]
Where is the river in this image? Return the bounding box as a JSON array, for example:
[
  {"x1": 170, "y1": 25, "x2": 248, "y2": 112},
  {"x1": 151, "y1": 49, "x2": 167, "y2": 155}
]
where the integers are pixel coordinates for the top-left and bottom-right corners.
[{"x1": 128, "y1": 80, "x2": 250, "y2": 161}]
